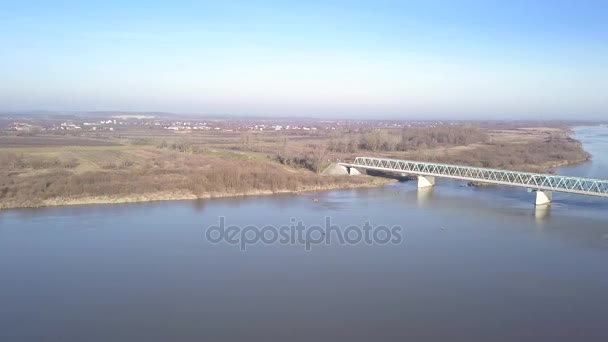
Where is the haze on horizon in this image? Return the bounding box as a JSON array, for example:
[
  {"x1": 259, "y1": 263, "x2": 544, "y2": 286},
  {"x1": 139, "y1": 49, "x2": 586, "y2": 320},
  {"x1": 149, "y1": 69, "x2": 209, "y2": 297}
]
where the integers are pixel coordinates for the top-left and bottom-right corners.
[{"x1": 1, "y1": 0, "x2": 607, "y2": 120}]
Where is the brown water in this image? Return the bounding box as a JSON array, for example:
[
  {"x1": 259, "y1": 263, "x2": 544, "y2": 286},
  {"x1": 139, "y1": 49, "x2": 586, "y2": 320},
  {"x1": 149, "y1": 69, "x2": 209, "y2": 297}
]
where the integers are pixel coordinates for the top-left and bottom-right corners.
[{"x1": 1, "y1": 126, "x2": 607, "y2": 341}]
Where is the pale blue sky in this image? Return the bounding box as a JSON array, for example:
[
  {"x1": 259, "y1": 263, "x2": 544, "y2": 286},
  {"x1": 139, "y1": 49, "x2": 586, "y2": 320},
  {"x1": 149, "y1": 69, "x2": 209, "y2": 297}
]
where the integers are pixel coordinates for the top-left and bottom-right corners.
[{"x1": 1, "y1": 0, "x2": 607, "y2": 118}]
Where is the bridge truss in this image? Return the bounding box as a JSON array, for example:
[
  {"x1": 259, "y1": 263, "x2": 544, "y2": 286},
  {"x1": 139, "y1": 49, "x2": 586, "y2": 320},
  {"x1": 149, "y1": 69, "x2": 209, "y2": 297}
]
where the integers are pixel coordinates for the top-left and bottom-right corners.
[{"x1": 348, "y1": 157, "x2": 608, "y2": 198}]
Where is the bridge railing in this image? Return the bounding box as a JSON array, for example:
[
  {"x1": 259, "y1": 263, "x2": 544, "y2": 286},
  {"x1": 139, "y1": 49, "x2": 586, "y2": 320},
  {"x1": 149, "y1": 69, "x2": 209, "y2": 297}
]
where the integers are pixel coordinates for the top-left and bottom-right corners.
[{"x1": 350, "y1": 157, "x2": 608, "y2": 197}]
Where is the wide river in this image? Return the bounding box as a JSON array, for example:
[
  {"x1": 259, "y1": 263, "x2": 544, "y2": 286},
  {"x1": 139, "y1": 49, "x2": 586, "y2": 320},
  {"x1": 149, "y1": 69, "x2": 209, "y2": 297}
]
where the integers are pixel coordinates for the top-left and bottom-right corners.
[{"x1": 1, "y1": 126, "x2": 607, "y2": 341}]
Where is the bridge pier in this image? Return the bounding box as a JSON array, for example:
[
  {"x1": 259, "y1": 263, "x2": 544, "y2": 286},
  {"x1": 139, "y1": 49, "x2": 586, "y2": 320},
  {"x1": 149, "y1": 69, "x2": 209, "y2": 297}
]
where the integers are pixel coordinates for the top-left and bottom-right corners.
[
  {"x1": 417, "y1": 176, "x2": 435, "y2": 188},
  {"x1": 535, "y1": 190, "x2": 552, "y2": 206}
]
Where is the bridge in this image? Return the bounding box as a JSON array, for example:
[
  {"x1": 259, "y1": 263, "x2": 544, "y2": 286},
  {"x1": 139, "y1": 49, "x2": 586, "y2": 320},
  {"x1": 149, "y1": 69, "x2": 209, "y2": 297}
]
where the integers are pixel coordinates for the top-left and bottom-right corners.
[{"x1": 338, "y1": 157, "x2": 608, "y2": 205}]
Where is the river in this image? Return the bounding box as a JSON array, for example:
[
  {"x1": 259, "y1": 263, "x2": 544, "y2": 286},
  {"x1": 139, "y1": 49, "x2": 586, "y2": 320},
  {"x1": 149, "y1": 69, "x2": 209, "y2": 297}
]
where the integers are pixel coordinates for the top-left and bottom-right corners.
[{"x1": 1, "y1": 126, "x2": 607, "y2": 341}]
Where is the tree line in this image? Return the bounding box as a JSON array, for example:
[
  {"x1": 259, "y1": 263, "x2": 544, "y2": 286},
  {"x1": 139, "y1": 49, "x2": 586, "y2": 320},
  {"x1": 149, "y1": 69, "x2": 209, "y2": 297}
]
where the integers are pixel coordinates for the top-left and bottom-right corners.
[{"x1": 327, "y1": 125, "x2": 489, "y2": 153}]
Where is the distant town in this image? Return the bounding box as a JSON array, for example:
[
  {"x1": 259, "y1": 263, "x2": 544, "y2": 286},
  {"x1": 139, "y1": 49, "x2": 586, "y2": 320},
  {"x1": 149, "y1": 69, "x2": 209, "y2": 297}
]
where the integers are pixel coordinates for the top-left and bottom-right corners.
[{"x1": 1, "y1": 112, "x2": 459, "y2": 134}]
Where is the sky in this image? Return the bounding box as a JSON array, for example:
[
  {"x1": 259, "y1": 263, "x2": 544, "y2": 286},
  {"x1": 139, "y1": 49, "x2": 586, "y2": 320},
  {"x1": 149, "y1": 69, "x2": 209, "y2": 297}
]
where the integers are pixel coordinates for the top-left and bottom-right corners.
[{"x1": 1, "y1": 0, "x2": 607, "y2": 119}]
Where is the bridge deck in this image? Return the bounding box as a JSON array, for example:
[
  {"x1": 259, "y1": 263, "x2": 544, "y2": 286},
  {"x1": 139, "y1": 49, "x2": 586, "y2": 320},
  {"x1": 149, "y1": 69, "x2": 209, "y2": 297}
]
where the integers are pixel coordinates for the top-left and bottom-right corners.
[{"x1": 342, "y1": 157, "x2": 608, "y2": 198}]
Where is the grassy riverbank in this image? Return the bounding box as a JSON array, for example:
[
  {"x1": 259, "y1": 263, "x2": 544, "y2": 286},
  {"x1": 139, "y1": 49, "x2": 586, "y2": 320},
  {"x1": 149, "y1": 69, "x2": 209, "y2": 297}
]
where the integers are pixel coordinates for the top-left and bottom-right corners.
[
  {"x1": 0, "y1": 147, "x2": 393, "y2": 209},
  {"x1": 18, "y1": 180, "x2": 394, "y2": 209}
]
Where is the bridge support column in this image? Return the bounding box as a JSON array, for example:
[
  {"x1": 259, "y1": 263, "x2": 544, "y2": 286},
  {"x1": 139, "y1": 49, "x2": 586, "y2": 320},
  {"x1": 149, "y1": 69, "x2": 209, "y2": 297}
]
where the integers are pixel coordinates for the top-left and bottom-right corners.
[
  {"x1": 535, "y1": 190, "x2": 552, "y2": 206},
  {"x1": 417, "y1": 176, "x2": 435, "y2": 188}
]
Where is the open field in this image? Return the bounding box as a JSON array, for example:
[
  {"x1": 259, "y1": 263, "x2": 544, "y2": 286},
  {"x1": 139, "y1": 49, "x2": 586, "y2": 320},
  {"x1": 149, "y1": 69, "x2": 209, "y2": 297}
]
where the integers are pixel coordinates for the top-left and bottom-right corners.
[
  {"x1": 0, "y1": 144, "x2": 392, "y2": 209},
  {"x1": 0, "y1": 121, "x2": 592, "y2": 209}
]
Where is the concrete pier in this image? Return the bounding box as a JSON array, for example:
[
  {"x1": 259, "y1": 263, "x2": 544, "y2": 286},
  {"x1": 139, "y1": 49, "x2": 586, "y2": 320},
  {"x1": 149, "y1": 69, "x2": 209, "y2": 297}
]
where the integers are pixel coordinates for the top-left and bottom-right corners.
[
  {"x1": 535, "y1": 190, "x2": 553, "y2": 206},
  {"x1": 417, "y1": 175, "x2": 435, "y2": 188}
]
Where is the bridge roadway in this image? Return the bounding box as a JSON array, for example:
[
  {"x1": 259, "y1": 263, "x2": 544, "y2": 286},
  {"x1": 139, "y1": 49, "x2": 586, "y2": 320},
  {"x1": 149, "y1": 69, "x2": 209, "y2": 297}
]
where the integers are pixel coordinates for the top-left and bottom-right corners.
[{"x1": 339, "y1": 157, "x2": 608, "y2": 205}]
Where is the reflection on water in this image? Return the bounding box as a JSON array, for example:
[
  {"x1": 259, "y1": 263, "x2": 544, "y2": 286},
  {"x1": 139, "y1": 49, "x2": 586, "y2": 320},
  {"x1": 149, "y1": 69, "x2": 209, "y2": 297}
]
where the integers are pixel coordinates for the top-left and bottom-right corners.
[
  {"x1": 191, "y1": 198, "x2": 207, "y2": 212},
  {"x1": 416, "y1": 186, "x2": 434, "y2": 207},
  {"x1": 534, "y1": 205, "x2": 551, "y2": 223},
  {"x1": 0, "y1": 126, "x2": 608, "y2": 342}
]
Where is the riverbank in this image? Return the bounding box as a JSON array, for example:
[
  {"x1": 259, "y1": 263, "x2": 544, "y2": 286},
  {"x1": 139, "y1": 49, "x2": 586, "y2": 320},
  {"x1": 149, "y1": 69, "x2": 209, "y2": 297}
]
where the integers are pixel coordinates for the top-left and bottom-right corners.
[
  {"x1": 0, "y1": 148, "x2": 395, "y2": 210},
  {"x1": 0, "y1": 125, "x2": 594, "y2": 210},
  {"x1": 8, "y1": 178, "x2": 394, "y2": 210}
]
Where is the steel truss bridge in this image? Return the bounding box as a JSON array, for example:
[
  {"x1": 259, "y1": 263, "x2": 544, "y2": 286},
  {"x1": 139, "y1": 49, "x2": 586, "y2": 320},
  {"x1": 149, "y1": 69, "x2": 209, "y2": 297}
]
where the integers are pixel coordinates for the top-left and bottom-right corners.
[{"x1": 340, "y1": 157, "x2": 608, "y2": 204}]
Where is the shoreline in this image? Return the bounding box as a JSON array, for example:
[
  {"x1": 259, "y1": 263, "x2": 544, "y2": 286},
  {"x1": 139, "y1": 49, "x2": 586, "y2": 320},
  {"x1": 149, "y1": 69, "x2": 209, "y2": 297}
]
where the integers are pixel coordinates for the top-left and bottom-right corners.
[
  {"x1": 0, "y1": 177, "x2": 396, "y2": 211},
  {"x1": 1, "y1": 154, "x2": 592, "y2": 210},
  {"x1": 0, "y1": 127, "x2": 598, "y2": 211},
  {"x1": 0, "y1": 156, "x2": 593, "y2": 211}
]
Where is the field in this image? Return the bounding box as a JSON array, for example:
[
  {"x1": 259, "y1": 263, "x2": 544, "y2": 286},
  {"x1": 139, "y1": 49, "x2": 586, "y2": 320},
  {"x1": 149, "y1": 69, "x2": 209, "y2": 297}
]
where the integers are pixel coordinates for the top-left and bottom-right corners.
[
  {"x1": 0, "y1": 143, "x2": 391, "y2": 209},
  {"x1": 0, "y1": 122, "x2": 591, "y2": 209}
]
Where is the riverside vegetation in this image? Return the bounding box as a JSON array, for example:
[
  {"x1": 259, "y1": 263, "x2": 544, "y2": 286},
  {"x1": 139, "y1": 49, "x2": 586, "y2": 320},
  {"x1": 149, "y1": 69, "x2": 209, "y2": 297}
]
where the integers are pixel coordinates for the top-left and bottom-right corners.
[{"x1": 0, "y1": 123, "x2": 591, "y2": 209}]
